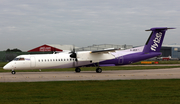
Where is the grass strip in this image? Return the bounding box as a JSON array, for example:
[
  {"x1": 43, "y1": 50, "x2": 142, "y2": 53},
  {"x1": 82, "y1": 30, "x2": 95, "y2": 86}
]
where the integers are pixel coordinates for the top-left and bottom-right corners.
[{"x1": 0, "y1": 79, "x2": 180, "y2": 104}]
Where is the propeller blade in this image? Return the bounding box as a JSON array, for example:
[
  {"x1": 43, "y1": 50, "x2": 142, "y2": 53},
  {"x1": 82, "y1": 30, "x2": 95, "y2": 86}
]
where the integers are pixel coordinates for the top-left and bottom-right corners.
[{"x1": 69, "y1": 45, "x2": 77, "y2": 58}]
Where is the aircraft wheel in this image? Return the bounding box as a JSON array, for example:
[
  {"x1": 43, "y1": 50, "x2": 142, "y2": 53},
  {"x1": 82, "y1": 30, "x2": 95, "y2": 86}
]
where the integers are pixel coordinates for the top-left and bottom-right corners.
[
  {"x1": 11, "y1": 71, "x2": 16, "y2": 75},
  {"x1": 75, "y1": 67, "x2": 81, "y2": 73},
  {"x1": 96, "y1": 68, "x2": 102, "y2": 73}
]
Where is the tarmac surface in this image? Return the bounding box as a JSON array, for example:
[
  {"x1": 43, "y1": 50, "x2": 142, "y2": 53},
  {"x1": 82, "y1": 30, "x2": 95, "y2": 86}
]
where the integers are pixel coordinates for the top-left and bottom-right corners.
[{"x1": 0, "y1": 68, "x2": 180, "y2": 82}]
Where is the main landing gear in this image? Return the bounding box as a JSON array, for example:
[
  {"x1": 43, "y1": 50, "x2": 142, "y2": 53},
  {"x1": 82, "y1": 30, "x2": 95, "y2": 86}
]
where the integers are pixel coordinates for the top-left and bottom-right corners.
[
  {"x1": 95, "y1": 63, "x2": 102, "y2": 73},
  {"x1": 75, "y1": 67, "x2": 81, "y2": 72},
  {"x1": 75, "y1": 67, "x2": 102, "y2": 73},
  {"x1": 11, "y1": 70, "x2": 16, "y2": 75},
  {"x1": 96, "y1": 68, "x2": 102, "y2": 73}
]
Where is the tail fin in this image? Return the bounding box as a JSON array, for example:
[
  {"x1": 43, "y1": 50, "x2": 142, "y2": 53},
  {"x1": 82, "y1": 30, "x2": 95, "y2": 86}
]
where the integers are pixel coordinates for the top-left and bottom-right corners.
[{"x1": 143, "y1": 27, "x2": 175, "y2": 53}]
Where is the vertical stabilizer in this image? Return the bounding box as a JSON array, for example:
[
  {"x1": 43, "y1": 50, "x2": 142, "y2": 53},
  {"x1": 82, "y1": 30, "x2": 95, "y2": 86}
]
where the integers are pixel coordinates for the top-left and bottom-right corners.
[{"x1": 143, "y1": 27, "x2": 175, "y2": 53}]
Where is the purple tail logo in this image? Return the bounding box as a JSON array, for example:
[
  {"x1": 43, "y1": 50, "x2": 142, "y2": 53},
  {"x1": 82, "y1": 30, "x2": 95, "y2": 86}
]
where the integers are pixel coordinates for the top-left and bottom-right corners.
[{"x1": 151, "y1": 32, "x2": 162, "y2": 51}]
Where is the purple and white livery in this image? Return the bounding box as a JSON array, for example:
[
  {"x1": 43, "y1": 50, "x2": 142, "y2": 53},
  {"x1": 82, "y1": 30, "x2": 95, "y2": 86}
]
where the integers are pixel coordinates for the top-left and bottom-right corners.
[{"x1": 3, "y1": 27, "x2": 175, "y2": 74}]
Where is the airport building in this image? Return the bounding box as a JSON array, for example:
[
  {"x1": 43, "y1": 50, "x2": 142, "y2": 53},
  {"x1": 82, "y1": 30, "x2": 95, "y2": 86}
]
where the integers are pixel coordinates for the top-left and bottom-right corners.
[{"x1": 161, "y1": 45, "x2": 180, "y2": 59}]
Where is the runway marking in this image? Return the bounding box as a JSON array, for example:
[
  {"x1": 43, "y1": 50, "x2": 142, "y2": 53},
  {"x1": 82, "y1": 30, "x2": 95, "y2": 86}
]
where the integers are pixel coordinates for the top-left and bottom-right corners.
[
  {"x1": 39, "y1": 76, "x2": 43, "y2": 78},
  {"x1": 12, "y1": 77, "x2": 16, "y2": 78},
  {"x1": 53, "y1": 76, "x2": 56, "y2": 78},
  {"x1": 79, "y1": 76, "x2": 83, "y2": 77}
]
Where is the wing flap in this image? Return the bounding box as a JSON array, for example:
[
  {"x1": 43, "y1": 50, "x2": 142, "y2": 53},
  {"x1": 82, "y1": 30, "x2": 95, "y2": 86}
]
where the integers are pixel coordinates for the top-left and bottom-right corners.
[{"x1": 90, "y1": 48, "x2": 119, "y2": 54}]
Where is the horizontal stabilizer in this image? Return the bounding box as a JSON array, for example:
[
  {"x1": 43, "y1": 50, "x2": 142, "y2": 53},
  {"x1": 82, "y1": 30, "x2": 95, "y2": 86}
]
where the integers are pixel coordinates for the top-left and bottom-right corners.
[{"x1": 145, "y1": 27, "x2": 175, "y2": 31}]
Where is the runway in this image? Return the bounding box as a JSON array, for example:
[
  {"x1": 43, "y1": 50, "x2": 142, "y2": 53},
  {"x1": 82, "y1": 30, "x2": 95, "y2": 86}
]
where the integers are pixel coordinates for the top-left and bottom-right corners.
[{"x1": 0, "y1": 68, "x2": 180, "y2": 82}]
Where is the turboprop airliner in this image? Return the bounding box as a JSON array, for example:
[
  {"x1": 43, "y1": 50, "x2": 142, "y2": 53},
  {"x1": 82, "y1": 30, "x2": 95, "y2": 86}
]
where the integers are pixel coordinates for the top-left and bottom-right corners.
[{"x1": 3, "y1": 27, "x2": 175, "y2": 74}]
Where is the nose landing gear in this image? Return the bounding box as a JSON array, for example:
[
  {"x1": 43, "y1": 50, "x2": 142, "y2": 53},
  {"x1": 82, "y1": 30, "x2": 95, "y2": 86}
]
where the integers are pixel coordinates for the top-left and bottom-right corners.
[{"x1": 11, "y1": 70, "x2": 16, "y2": 74}]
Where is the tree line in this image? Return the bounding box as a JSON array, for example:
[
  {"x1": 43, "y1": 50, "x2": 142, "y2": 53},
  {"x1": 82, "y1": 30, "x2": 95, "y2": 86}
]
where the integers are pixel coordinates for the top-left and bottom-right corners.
[{"x1": 5, "y1": 48, "x2": 22, "y2": 52}]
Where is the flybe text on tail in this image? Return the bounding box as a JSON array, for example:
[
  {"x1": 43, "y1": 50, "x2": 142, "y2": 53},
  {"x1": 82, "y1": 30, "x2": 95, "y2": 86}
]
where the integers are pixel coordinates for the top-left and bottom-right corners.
[{"x1": 151, "y1": 32, "x2": 162, "y2": 51}]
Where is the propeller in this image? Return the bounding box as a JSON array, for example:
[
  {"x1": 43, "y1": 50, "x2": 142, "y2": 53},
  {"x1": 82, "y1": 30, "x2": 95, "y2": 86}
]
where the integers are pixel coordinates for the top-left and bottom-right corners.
[
  {"x1": 69, "y1": 45, "x2": 78, "y2": 67},
  {"x1": 69, "y1": 49, "x2": 76, "y2": 58}
]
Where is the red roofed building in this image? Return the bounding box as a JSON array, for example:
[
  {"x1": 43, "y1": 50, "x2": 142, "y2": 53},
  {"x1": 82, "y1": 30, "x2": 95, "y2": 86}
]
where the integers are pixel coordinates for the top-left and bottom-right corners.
[{"x1": 28, "y1": 44, "x2": 64, "y2": 52}]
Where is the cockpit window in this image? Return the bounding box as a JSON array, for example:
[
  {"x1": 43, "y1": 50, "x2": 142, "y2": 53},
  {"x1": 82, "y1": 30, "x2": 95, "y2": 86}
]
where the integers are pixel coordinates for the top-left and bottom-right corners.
[
  {"x1": 13, "y1": 58, "x2": 19, "y2": 61},
  {"x1": 19, "y1": 58, "x2": 25, "y2": 60},
  {"x1": 13, "y1": 57, "x2": 25, "y2": 61}
]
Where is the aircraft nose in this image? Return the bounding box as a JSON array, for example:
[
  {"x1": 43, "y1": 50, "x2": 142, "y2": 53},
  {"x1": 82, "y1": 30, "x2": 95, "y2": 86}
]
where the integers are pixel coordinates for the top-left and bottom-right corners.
[{"x1": 3, "y1": 63, "x2": 12, "y2": 70}]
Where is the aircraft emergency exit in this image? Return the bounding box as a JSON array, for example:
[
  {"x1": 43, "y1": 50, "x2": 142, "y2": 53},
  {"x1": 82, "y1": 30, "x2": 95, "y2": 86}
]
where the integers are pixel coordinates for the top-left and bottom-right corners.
[{"x1": 3, "y1": 27, "x2": 175, "y2": 74}]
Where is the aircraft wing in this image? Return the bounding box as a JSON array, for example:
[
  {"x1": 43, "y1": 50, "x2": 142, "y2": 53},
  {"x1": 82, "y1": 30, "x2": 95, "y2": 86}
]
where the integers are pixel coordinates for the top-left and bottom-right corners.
[{"x1": 90, "y1": 48, "x2": 119, "y2": 54}]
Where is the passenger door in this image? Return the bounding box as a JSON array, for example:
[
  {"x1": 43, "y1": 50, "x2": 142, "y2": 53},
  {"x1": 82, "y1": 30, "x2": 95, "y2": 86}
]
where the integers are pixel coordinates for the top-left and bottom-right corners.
[
  {"x1": 118, "y1": 56, "x2": 123, "y2": 64},
  {"x1": 30, "y1": 57, "x2": 36, "y2": 67}
]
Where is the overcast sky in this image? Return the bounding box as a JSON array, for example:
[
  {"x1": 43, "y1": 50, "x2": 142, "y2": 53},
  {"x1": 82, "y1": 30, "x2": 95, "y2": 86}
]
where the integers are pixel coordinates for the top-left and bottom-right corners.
[{"x1": 0, "y1": 0, "x2": 180, "y2": 51}]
